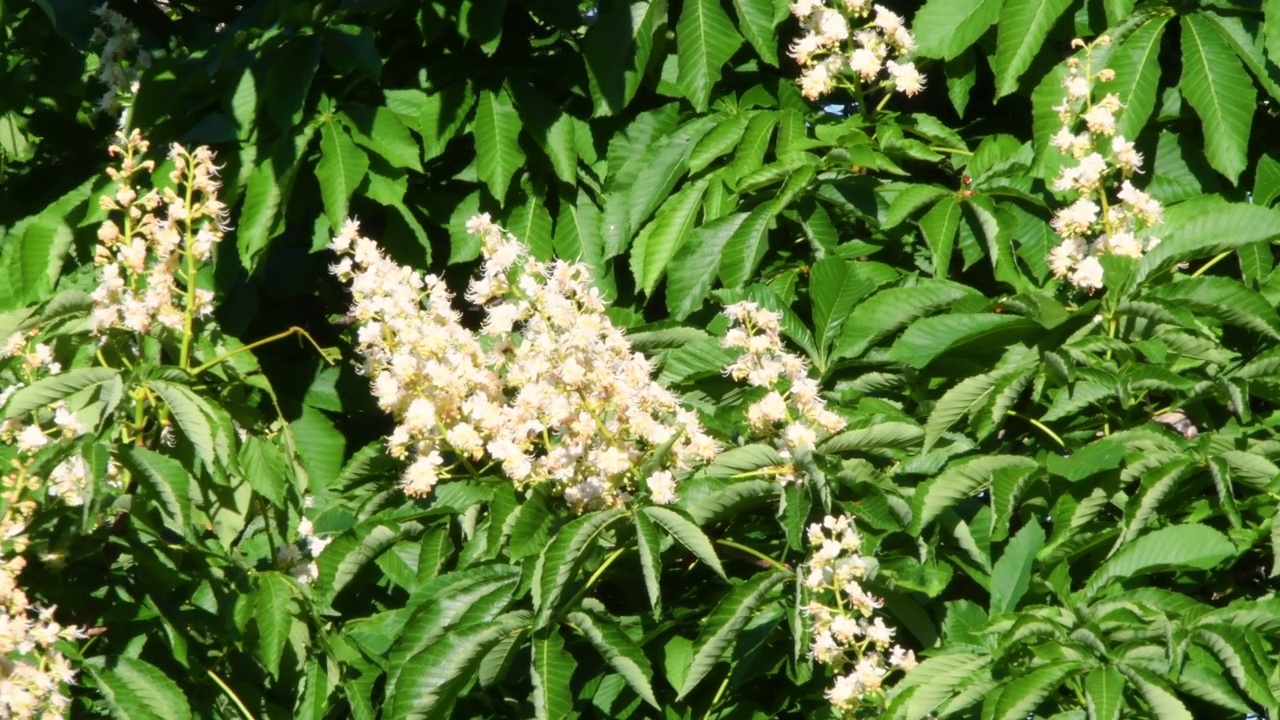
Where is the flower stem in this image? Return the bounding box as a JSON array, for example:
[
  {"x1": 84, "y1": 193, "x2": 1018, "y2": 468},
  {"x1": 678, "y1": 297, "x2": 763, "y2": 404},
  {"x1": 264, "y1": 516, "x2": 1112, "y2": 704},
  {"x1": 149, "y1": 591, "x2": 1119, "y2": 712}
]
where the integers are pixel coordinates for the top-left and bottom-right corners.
[
  {"x1": 1190, "y1": 250, "x2": 1232, "y2": 278},
  {"x1": 715, "y1": 539, "x2": 790, "y2": 573},
  {"x1": 1006, "y1": 410, "x2": 1065, "y2": 449},
  {"x1": 206, "y1": 668, "x2": 257, "y2": 720},
  {"x1": 188, "y1": 326, "x2": 332, "y2": 377}
]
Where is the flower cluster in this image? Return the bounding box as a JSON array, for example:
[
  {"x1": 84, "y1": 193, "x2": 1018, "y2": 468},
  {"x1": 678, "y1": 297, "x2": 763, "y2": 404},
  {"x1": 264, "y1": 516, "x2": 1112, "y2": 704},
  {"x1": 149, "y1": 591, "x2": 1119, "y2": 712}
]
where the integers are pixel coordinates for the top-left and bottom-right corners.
[
  {"x1": 92, "y1": 129, "x2": 226, "y2": 336},
  {"x1": 1046, "y1": 37, "x2": 1163, "y2": 291},
  {"x1": 788, "y1": 1, "x2": 922, "y2": 101},
  {"x1": 276, "y1": 513, "x2": 333, "y2": 585},
  {"x1": 721, "y1": 302, "x2": 845, "y2": 481},
  {"x1": 332, "y1": 216, "x2": 718, "y2": 510},
  {"x1": 0, "y1": 459, "x2": 85, "y2": 719},
  {"x1": 89, "y1": 3, "x2": 151, "y2": 124},
  {"x1": 803, "y1": 515, "x2": 914, "y2": 715}
]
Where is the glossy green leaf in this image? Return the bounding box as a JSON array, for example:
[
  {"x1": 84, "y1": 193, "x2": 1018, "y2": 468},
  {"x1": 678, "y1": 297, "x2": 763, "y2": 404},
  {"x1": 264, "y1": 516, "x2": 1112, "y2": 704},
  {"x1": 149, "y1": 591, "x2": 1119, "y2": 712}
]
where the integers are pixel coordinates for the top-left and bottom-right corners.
[
  {"x1": 534, "y1": 509, "x2": 626, "y2": 627},
  {"x1": 989, "y1": 520, "x2": 1045, "y2": 615},
  {"x1": 888, "y1": 313, "x2": 1041, "y2": 369},
  {"x1": 675, "y1": 0, "x2": 744, "y2": 111},
  {"x1": 567, "y1": 610, "x2": 660, "y2": 708},
  {"x1": 993, "y1": 0, "x2": 1074, "y2": 97},
  {"x1": 1180, "y1": 14, "x2": 1255, "y2": 183},
  {"x1": 834, "y1": 279, "x2": 981, "y2": 360},
  {"x1": 317, "y1": 121, "x2": 369, "y2": 229},
  {"x1": 641, "y1": 506, "x2": 727, "y2": 580},
  {"x1": 119, "y1": 445, "x2": 192, "y2": 537},
  {"x1": 630, "y1": 178, "x2": 709, "y2": 296},
  {"x1": 731, "y1": 0, "x2": 782, "y2": 66},
  {"x1": 84, "y1": 656, "x2": 193, "y2": 720},
  {"x1": 256, "y1": 571, "x2": 294, "y2": 678},
  {"x1": 1085, "y1": 665, "x2": 1125, "y2": 720},
  {"x1": 2, "y1": 367, "x2": 120, "y2": 419},
  {"x1": 474, "y1": 88, "x2": 526, "y2": 201},
  {"x1": 677, "y1": 571, "x2": 787, "y2": 699},
  {"x1": 913, "y1": 0, "x2": 1002, "y2": 60},
  {"x1": 1083, "y1": 524, "x2": 1235, "y2": 598},
  {"x1": 666, "y1": 211, "x2": 750, "y2": 319},
  {"x1": 1098, "y1": 14, "x2": 1170, "y2": 141},
  {"x1": 531, "y1": 628, "x2": 575, "y2": 720},
  {"x1": 913, "y1": 455, "x2": 1040, "y2": 533}
]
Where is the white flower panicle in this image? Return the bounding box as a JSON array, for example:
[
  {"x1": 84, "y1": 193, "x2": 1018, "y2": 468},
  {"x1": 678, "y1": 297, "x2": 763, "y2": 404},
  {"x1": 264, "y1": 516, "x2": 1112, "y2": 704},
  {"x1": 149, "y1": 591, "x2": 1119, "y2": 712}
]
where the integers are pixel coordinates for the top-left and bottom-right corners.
[
  {"x1": 332, "y1": 216, "x2": 718, "y2": 511},
  {"x1": 1046, "y1": 37, "x2": 1163, "y2": 291},
  {"x1": 89, "y1": 3, "x2": 151, "y2": 124},
  {"x1": 721, "y1": 302, "x2": 845, "y2": 481},
  {"x1": 0, "y1": 459, "x2": 86, "y2": 719},
  {"x1": 803, "y1": 515, "x2": 914, "y2": 715},
  {"x1": 92, "y1": 130, "x2": 226, "y2": 336},
  {"x1": 789, "y1": 1, "x2": 922, "y2": 100},
  {"x1": 276, "y1": 515, "x2": 333, "y2": 585}
]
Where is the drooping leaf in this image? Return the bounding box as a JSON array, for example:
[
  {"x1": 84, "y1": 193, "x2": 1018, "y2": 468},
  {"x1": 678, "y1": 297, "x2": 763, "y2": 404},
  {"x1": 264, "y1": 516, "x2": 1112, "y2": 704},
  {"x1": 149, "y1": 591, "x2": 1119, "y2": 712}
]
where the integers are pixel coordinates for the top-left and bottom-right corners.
[
  {"x1": 316, "y1": 120, "x2": 369, "y2": 229},
  {"x1": 913, "y1": 0, "x2": 1002, "y2": 61},
  {"x1": 531, "y1": 627, "x2": 575, "y2": 720},
  {"x1": 641, "y1": 506, "x2": 727, "y2": 580},
  {"x1": 1083, "y1": 524, "x2": 1235, "y2": 598},
  {"x1": 677, "y1": 571, "x2": 788, "y2": 699},
  {"x1": 630, "y1": 178, "x2": 709, "y2": 296},
  {"x1": 989, "y1": 520, "x2": 1046, "y2": 616},
  {"x1": 83, "y1": 656, "x2": 193, "y2": 720},
  {"x1": 567, "y1": 610, "x2": 660, "y2": 708},
  {"x1": 1099, "y1": 14, "x2": 1171, "y2": 141},
  {"x1": 256, "y1": 571, "x2": 294, "y2": 678},
  {"x1": 474, "y1": 88, "x2": 526, "y2": 201},
  {"x1": 913, "y1": 455, "x2": 1040, "y2": 533},
  {"x1": 666, "y1": 211, "x2": 750, "y2": 319},
  {"x1": 731, "y1": 0, "x2": 783, "y2": 65},
  {"x1": 118, "y1": 446, "x2": 192, "y2": 537},
  {"x1": 993, "y1": 0, "x2": 1075, "y2": 97},
  {"x1": 1136, "y1": 200, "x2": 1280, "y2": 283},
  {"x1": 534, "y1": 509, "x2": 626, "y2": 627},
  {"x1": 675, "y1": 0, "x2": 744, "y2": 111},
  {"x1": 2, "y1": 367, "x2": 121, "y2": 420},
  {"x1": 1180, "y1": 13, "x2": 1255, "y2": 183}
]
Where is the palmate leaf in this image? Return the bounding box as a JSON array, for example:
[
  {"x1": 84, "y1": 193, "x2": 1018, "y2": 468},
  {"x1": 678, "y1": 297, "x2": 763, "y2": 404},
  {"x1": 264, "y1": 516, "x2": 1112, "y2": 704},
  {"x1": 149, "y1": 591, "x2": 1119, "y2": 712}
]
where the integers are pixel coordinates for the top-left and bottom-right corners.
[
  {"x1": 689, "y1": 111, "x2": 753, "y2": 174},
  {"x1": 83, "y1": 656, "x2": 193, "y2": 720},
  {"x1": 887, "y1": 313, "x2": 1041, "y2": 369},
  {"x1": 386, "y1": 566, "x2": 521, "y2": 704},
  {"x1": 583, "y1": 0, "x2": 668, "y2": 116},
  {"x1": 834, "y1": 279, "x2": 981, "y2": 360},
  {"x1": 1082, "y1": 523, "x2": 1235, "y2": 599},
  {"x1": 1180, "y1": 13, "x2": 1255, "y2": 184},
  {"x1": 989, "y1": 661, "x2": 1085, "y2": 720},
  {"x1": 821, "y1": 422, "x2": 924, "y2": 453},
  {"x1": 533, "y1": 509, "x2": 626, "y2": 627},
  {"x1": 149, "y1": 379, "x2": 231, "y2": 474},
  {"x1": 912, "y1": 455, "x2": 1040, "y2": 533},
  {"x1": 474, "y1": 88, "x2": 526, "y2": 201},
  {"x1": 716, "y1": 205, "x2": 774, "y2": 290},
  {"x1": 1085, "y1": 665, "x2": 1125, "y2": 720},
  {"x1": 387, "y1": 611, "x2": 531, "y2": 720},
  {"x1": 887, "y1": 652, "x2": 993, "y2": 720},
  {"x1": 809, "y1": 258, "x2": 898, "y2": 359},
  {"x1": 666, "y1": 211, "x2": 750, "y2": 319},
  {"x1": 684, "y1": 479, "x2": 780, "y2": 525},
  {"x1": 884, "y1": 184, "x2": 949, "y2": 229},
  {"x1": 316, "y1": 523, "x2": 399, "y2": 605},
  {"x1": 1134, "y1": 199, "x2": 1280, "y2": 283},
  {"x1": 1194, "y1": 625, "x2": 1279, "y2": 707},
  {"x1": 642, "y1": 506, "x2": 727, "y2": 580},
  {"x1": 118, "y1": 445, "x2": 192, "y2": 537},
  {"x1": 531, "y1": 627, "x2": 575, "y2": 720},
  {"x1": 993, "y1": 0, "x2": 1075, "y2": 97},
  {"x1": 988, "y1": 520, "x2": 1045, "y2": 616},
  {"x1": 1147, "y1": 275, "x2": 1280, "y2": 339},
  {"x1": 1098, "y1": 14, "x2": 1170, "y2": 141},
  {"x1": 1118, "y1": 665, "x2": 1194, "y2": 719},
  {"x1": 675, "y1": 0, "x2": 744, "y2": 112},
  {"x1": 317, "y1": 120, "x2": 369, "y2": 229},
  {"x1": 633, "y1": 509, "x2": 663, "y2": 613},
  {"x1": 1, "y1": 217, "x2": 73, "y2": 309},
  {"x1": 923, "y1": 363, "x2": 1023, "y2": 451},
  {"x1": 912, "y1": 0, "x2": 1002, "y2": 61},
  {"x1": 630, "y1": 177, "x2": 709, "y2": 296},
  {"x1": 567, "y1": 610, "x2": 660, "y2": 708},
  {"x1": 2, "y1": 366, "x2": 121, "y2": 419},
  {"x1": 255, "y1": 571, "x2": 295, "y2": 679},
  {"x1": 676, "y1": 570, "x2": 787, "y2": 699},
  {"x1": 732, "y1": 0, "x2": 784, "y2": 65}
]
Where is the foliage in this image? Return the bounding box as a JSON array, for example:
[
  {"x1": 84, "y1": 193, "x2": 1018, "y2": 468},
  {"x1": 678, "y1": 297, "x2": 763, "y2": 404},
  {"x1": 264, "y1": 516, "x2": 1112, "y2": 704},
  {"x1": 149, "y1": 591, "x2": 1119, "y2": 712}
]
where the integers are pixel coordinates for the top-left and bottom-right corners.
[{"x1": 3, "y1": 0, "x2": 1280, "y2": 718}]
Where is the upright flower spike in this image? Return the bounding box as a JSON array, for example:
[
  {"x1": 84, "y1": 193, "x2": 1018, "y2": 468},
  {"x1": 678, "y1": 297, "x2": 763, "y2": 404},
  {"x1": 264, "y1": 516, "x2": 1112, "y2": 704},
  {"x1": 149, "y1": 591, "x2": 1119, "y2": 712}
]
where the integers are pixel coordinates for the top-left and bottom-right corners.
[
  {"x1": 788, "y1": 1, "x2": 922, "y2": 101},
  {"x1": 1046, "y1": 37, "x2": 1163, "y2": 291},
  {"x1": 803, "y1": 514, "x2": 914, "y2": 715},
  {"x1": 89, "y1": 3, "x2": 151, "y2": 126},
  {"x1": 91, "y1": 130, "x2": 226, "y2": 344},
  {"x1": 332, "y1": 216, "x2": 718, "y2": 511}
]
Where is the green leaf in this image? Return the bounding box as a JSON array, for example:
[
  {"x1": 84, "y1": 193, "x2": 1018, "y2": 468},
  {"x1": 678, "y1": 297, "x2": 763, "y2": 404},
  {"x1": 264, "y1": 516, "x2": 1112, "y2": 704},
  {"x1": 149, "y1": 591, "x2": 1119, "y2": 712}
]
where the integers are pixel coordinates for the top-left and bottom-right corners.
[
  {"x1": 387, "y1": 611, "x2": 531, "y2": 720},
  {"x1": 474, "y1": 88, "x2": 526, "y2": 201},
  {"x1": 834, "y1": 280, "x2": 981, "y2": 360},
  {"x1": 1147, "y1": 276, "x2": 1280, "y2": 339},
  {"x1": 256, "y1": 571, "x2": 294, "y2": 678},
  {"x1": 584, "y1": 0, "x2": 667, "y2": 116},
  {"x1": 810, "y1": 258, "x2": 898, "y2": 358},
  {"x1": 567, "y1": 610, "x2": 660, "y2": 708},
  {"x1": 633, "y1": 509, "x2": 663, "y2": 613},
  {"x1": 689, "y1": 112, "x2": 753, "y2": 174},
  {"x1": 924, "y1": 361, "x2": 1031, "y2": 451},
  {"x1": 1136, "y1": 200, "x2": 1280, "y2": 283},
  {"x1": 992, "y1": 662, "x2": 1085, "y2": 720},
  {"x1": 1118, "y1": 665, "x2": 1194, "y2": 720},
  {"x1": 919, "y1": 195, "x2": 962, "y2": 279},
  {"x1": 888, "y1": 313, "x2": 1041, "y2": 369},
  {"x1": 821, "y1": 422, "x2": 924, "y2": 453},
  {"x1": 118, "y1": 446, "x2": 192, "y2": 537},
  {"x1": 1083, "y1": 524, "x2": 1235, "y2": 598},
  {"x1": 913, "y1": 455, "x2": 1040, "y2": 533},
  {"x1": 239, "y1": 435, "x2": 287, "y2": 508},
  {"x1": 684, "y1": 479, "x2": 780, "y2": 525},
  {"x1": 667, "y1": 211, "x2": 749, "y2": 319},
  {"x1": 317, "y1": 524, "x2": 398, "y2": 605},
  {"x1": 148, "y1": 380, "x2": 226, "y2": 473},
  {"x1": 534, "y1": 509, "x2": 626, "y2": 627},
  {"x1": 676, "y1": 0, "x2": 744, "y2": 111},
  {"x1": 993, "y1": 0, "x2": 1075, "y2": 97},
  {"x1": 414, "y1": 83, "x2": 475, "y2": 162},
  {"x1": 641, "y1": 506, "x2": 727, "y2": 580},
  {"x1": 346, "y1": 105, "x2": 422, "y2": 171},
  {"x1": 84, "y1": 656, "x2": 193, "y2": 720},
  {"x1": 2, "y1": 367, "x2": 121, "y2": 419},
  {"x1": 1085, "y1": 665, "x2": 1125, "y2": 720},
  {"x1": 1180, "y1": 13, "x2": 1255, "y2": 183},
  {"x1": 317, "y1": 121, "x2": 369, "y2": 229},
  {"x1": 290, "y1": 406, "x2": 346, "y2": 492},
  {"x1": 1194, "y1": 625, "x2": 1278, "y2": 707},
  {"x1": 717, "y1": 206, "x2": 774, "y2": 289},
  {"x1": 989, "y1": 520, "x2": 1046, "y2": 615},
  {"x1": 1099, "y1": 15, "x2": 1171, "y2": 141},
  {"x1": 631, "y1": 178, "x2": 709, "y2": 296},
  {"x1": 677, "y1": 571, "x2": 787, "y2": 699},
  {"x1": 884, "y1": 184, "x2": 949, "y2": 229},
  {"x1": 732, "y1": 0, "x2": 782, "y2": 65},
  {"x1": 1, "y1": 217, "x2": 73, "y2": 308},
  {"x1": 510, "y1": 82, "x2": 578, "y2": 184},
  {"x1": 890, "y1": 652, "x2": 992, "y2": 719},
  {"x1": 913, "y1": 0, "x2": 1002, "y2": 60},
  {"x1": 531, "y1": 627, "x2": 575, "y2": 720}
]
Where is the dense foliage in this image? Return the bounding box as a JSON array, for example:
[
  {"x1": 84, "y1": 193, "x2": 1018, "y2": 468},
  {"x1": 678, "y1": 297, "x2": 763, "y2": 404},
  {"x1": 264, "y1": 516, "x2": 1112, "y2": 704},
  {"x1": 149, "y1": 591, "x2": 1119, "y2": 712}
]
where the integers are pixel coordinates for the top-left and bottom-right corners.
[{"x1": 3, "y1": 0, "x2": 1280, "y2": 718}]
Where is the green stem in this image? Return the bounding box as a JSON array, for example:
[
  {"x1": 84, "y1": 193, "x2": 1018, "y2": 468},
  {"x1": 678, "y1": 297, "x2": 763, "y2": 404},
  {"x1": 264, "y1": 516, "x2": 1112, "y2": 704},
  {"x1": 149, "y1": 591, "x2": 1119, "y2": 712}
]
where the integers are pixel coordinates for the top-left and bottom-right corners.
[
  {"x1": 206, "y1": 669, "x2": 257, "y2": 720},
  {"x1": 1006, "y1": 410, "x2": 1066, "y2": 449},
  {"x1": 178, "y1": 162, "x2": 199, "y2": 371},
  {"x1": 702, "y1": 674, "x2": 732, "y2": 720},
  {"x1": 714, "y1": 539, "x2": 790, "y2": 573},
  {"x1": 1190, "y1": 250, "x2": 1232, "y2": 278},
  {"x1": 189, "y1": 326, "x2": 332, "y2": 377},
  {"x1": 927, "y1": 146, "x2": 973, "y2": 156},
  {"x1": 560, "y1": 546, "x2": 629, "y2": 613}
]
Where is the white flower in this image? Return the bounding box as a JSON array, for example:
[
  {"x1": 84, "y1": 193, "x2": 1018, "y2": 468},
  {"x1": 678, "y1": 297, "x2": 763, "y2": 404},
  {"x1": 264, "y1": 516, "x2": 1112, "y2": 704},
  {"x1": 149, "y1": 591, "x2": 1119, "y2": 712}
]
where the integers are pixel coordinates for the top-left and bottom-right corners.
[
  {"x1": 1070, "y1": 255, "x2": 1105, "y2": 290},
  {"x1": 886, "y1": 60, "x2": 924, "y2": 97},
  {"x1": 646, "y1": 470, "x2": 677, "y2": 505}
]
